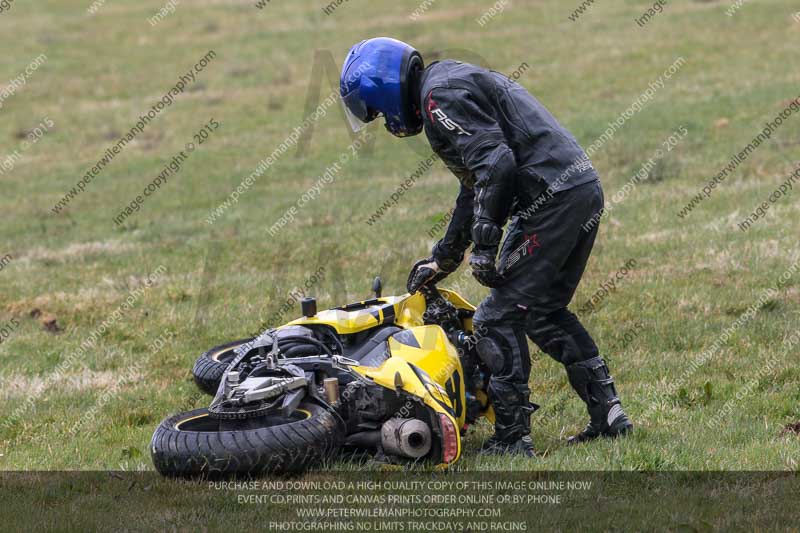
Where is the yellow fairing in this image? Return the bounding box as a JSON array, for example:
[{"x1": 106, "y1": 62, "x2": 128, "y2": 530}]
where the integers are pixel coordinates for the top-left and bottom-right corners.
[
  {"x1": 386, "y1": 326, "x2": 463, "y2": 405},
  {"x1": 287, "y1": 293, "x2": 428, "y2": 334},
  {"x1": 286, "y1": 289, "x2": 484, "y2": 466},
  {"x1": 354, "y1": 349, "x2": 462, "y2": 465}
]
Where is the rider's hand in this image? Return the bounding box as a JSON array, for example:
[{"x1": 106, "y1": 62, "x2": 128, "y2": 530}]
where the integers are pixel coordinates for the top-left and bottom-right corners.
[
  {"x1": 469, "y1": 219, "x2": 505, "y2": 288},
  {"x1": 469, "y1": 250, "x2": 505, "y2": 288},
  {"x1": 407, "y1": 257, "x2": 447, "y2": 294}
]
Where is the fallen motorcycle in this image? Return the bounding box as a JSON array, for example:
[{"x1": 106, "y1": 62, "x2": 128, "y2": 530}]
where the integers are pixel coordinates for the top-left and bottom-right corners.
[{"x1": 150, "y1": 279, "x2": 494, "y2": 476}]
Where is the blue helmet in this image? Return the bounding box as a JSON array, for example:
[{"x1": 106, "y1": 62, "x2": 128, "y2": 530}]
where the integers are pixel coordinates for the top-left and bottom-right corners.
[{"x1": 340, "y1": 37, "x2": 424, "y2": 137}]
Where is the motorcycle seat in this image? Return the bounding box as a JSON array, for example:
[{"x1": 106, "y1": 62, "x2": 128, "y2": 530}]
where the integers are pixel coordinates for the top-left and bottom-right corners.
[{"x1": 343, "y1": 325, "x2": 402, "y2": 367}]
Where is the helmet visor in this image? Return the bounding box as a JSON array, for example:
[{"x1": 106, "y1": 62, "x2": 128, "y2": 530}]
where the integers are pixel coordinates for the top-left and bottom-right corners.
[
  {"x1": 341, "y1": 90, "x2": 378, "y2": 133},
  {"x1": 342, "y1": 100, "x2": 369, "y2": 132}
]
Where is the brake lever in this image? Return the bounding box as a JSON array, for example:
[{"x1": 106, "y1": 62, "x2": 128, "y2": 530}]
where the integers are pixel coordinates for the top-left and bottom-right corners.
[{"x1": 332, "y1": 355, "x2": 361, "y2": 367}]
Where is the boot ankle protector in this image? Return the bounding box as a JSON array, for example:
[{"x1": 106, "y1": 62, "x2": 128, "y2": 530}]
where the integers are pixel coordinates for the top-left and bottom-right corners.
[{"x1": 566, "y1": 356, "x2": 629, "y2": 432}]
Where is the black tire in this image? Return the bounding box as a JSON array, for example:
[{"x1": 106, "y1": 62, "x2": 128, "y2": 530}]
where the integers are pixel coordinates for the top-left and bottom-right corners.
[
  {"x1": 151, "y1": 402, "x2": 343, "y2": 477},
  {"x1": 192, "y1": 338, "x2": 254, "y2": 395}
]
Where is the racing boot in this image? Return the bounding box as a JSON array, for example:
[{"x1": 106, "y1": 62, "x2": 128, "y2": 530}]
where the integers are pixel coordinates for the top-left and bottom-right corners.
[
  {"x1": 479, "y1": 434, "x2": 502, "y2": 453},
  {"x1": 479, "y1": 434, "x2": 536, "y2": 458},
  {"x1": 566, "y1": 356, "x2": 633, "y2": 444},
  {"x1": 479, "y1": 386, "x2": 537, "y2": 457}
]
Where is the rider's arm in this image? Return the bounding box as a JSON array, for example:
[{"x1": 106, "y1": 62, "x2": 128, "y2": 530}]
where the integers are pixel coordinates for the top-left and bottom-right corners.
[
  {"x1": 424, "y1": 88, "x2": 517, "y2": 253},
  {"x1": 432, "y1": 184, "x2": 474, "y2": 272}
]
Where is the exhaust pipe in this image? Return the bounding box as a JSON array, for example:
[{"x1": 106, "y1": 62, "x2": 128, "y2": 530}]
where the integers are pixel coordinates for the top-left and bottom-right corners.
[
  {"x1": 344, "y1": 431, "x2": 381, "y2": 449},
  {"x1": 381, "y1": 418, "x2": 432, "y2": 459}
]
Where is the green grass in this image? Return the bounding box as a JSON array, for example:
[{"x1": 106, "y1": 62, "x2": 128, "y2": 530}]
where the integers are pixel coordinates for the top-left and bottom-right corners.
[{"x1": 1, "y1": 0, "x2": 799, "y2": 479}]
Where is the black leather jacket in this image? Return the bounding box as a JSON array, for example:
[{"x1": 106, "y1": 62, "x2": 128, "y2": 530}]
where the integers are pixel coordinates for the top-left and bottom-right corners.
[{"x1": 420, "y1": 60, "x2": 598, "y2": 262}]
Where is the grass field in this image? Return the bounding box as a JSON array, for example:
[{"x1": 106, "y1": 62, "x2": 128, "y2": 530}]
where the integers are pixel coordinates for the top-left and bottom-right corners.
[{"x1": 1, "y1": 0, "x2": 799, "y2": 481}]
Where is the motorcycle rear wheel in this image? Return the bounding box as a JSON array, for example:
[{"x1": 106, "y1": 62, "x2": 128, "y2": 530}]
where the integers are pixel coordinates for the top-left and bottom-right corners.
[
  {"x1": 151, "y1": 402, "x2": 343, "y2": 477},
  {"x1": 191, "y1": 338, "x2": 254, "y2": 395}
]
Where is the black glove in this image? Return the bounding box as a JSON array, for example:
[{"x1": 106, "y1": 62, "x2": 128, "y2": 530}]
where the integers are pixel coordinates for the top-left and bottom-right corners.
[
  {"x1": 469, "y1": 250, "x2": 505, "y2": 288},
  {"x1": 470, "y1": 219, "x2": 504, "y2": 288},
  {"x1": 431, "y1": 241, "x2": 464, "y2": 274},
  {"x1": 407, "y1": 257, "x2": 449, "y2": 294}
]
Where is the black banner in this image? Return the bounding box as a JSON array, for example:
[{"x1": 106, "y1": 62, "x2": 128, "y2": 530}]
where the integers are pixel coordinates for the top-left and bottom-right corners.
[{"x1": 1, "y1": 471, "x2": 798, "y2": 531}]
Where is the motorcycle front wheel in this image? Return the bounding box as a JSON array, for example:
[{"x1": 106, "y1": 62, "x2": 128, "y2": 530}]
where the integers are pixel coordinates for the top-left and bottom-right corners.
[{"x1": 151, "y1": 401, "x2": 343, "y2": 477}]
